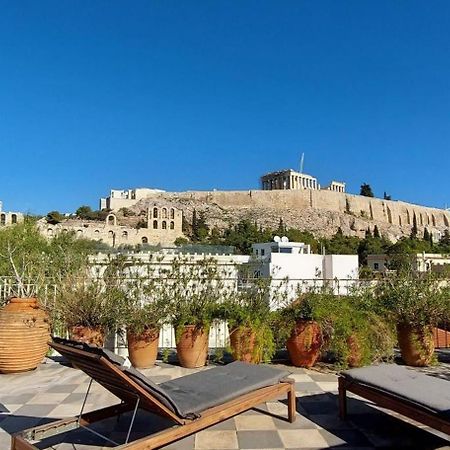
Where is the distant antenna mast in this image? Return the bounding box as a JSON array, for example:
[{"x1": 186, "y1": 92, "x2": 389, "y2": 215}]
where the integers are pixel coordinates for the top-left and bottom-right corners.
[{"x1": 299, "y1": 153, "x2": 305, "y2": 174}]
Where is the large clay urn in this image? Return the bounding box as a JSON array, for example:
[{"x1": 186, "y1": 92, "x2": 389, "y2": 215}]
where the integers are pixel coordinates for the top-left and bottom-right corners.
[
  {"x1": 0, "y1": 298, "x2": 50, "y2": 374},
  {"x1": 69, "y1": 325, "x2": 105, "y2": 347},
  {"x1": 397, "y1": 323, "x2": 434, "y2": 367},
  {"x1": 127, "y1": 327, "x2": 160, "y2": 369},
  {"x1": 175, "y1": 325, "x2": 209, "y2": 368},
  {"x1": 229, "y1": 326, "x2": 259, "y2": 363},
  {"x1": 286, "y1": 320, "x2": 322, "y2": 368}
]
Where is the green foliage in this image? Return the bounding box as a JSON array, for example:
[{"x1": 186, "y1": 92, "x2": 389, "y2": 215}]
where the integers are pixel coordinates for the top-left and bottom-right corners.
[
  {"x1": 152, "y1": 256, "x2": 227, "y2": 333},
  {"x1": 119, "y1": 207, "x2": 135, "y2": 217},
  {"x1": 375, "y1": 271, "x2": 450, "y2": 327},
  {"x1": 75, "y1": 205, "x2": 111, "y2": 221},
  {"x1": 174, "y1": 237, "x2": 189, "y2": 246},
  {"x1": 360, "y1": 183, "x2": 374, "y2": 197},
  {"x1": 320, "y1": 229, "x2": 360, "y2": 255},
  {"x1": 46, "y1": 211, "x2": 64, "y2": 225},
  {"x1": 191, "y1": 209, "x2": 209, "y2": 242},
  {"x1": 135, "y1": 219, "x2": 147, "y2": 229},
  {"x1": 410, "y1": 214, "x2": 418, "y2": 239},
  {"x1": 217, "y1": 276, "x2": 281, "y2": 362}
]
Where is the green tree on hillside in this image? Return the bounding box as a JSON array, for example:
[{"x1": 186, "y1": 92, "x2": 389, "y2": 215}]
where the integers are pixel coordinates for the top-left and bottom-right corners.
[
  {"x1": 46, "y1": 211, "x2": 64, "y2": 225},
  {"x1": 360, "y1": 183, "x2": 374, "y2": 197}
]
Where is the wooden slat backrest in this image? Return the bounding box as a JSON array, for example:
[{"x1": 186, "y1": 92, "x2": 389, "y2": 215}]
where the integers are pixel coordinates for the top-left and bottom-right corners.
[{"x1": 50, "y1": 342, "x2": 184, "y2": 424}]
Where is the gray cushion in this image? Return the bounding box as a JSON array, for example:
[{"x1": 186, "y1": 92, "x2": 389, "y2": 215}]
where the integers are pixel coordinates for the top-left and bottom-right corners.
[
  {"x1": 342, "y1": 364, "x2": 450, "y2": 420},
  {"x1": 52, "y1": 336, "x2": 126, "y2": 366},
  {"x1": 160, "y1": 361, "x2": 290, "y2": 418}
]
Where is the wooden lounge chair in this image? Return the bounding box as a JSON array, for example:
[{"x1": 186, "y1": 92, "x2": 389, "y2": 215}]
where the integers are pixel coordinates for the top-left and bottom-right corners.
[
  {"x1": 339, "y1": 364, "x2": 450, "y2": 435},
  {"x1": 12, "y1": 337, "x2": 296, "y2": 449}
]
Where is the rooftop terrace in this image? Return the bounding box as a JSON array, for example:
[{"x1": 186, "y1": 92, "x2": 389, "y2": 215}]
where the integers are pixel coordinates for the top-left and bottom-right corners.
[{"x1": 1, "y1": 354, "x2": 449, "y2": 450}]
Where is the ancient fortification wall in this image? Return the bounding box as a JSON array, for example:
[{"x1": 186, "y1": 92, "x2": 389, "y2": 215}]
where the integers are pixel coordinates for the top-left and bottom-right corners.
[{"x1": 129, "y1": 189, "x2": 449, "y2": 241}]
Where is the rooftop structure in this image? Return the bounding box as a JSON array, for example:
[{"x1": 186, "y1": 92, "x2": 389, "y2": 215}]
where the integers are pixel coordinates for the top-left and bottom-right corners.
[
  {"x1": 100, "y1": 188, "x2": 165, "y2": 211},
  {"x1": 260, "y1": 169, "x2": 345, "y2": 193}
]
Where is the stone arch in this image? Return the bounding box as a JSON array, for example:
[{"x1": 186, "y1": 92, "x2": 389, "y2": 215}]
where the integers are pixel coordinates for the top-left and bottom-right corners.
[
  {"x1": 142, "y1": 236, "x2": 148, "y2": 244},
  {"x1": 153, "y1": 207, "x2": 158, "y2": 219},
  {"x1": 444, "y1": 214, "x2": 449, "y2": 227},
  {"x1": 122, "y1": 230, "x2": 128, "y2": 239},
  {"x1": 63, "y1": 228, "x2": 68, "y2": 232},
  {"x1": 162, "y1": 220, "x2": 167, "y2": 230},
  {"x1": 77, "y1": 229, "x2": 83, "y2": 235},
  {"x1": 47, "y1": 228, "x2": 53, "y2": 236},
  {"x1": 170, "y1": 208, "x2": 175, "y2": 219},
  {"x1": 386, "y1": 206, "x2": 392, "y2": 224},
  {"x1": 106, "y1": 213, "x2": 117, "y2": 226},
  {"x1": 94, "y1": 229, "x2": 100, "y2": 235},
  {"x1": 162, "y1": 208, "x2": 168, "y2": 219},
  {"x1": 153, "y1": 220, "x2": 158, "y2": 229},
  {"x1": 108, "y1": 230, "x2": 114, "y2": 238},
  {"x1": 11, "y1": 214, "x2": 17, "y2": 224},
  {"x1": 0, "y1": 213, "x2": 6, "y2": 225},
  {"x1": 170, "y1": 221, "x2": 175, "y2": 230}
]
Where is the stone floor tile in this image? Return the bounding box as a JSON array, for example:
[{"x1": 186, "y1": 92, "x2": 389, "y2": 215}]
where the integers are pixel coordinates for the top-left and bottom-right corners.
[
  {"x1": 235, "y1": 414, "x2": 276, "y2": 430},
  {"x1": 237, "y1": 430, "x2": 283, "y2": 449},
  {"x1": 319, "y1": 428, "x2": 372, "y2": 447},
  {"x1": 307, "y1": 373, "x2": 339, "y2": 383},
  {"x1": 46, "y1": 383, "x2": 81, "y2": 394},
  {"x1": 209, "y1": 417, "x2": 237, "y2": 430},
  {"x1": 314, "y1": 382, "x2": 338, "y2": 392},
  {"x1": 307, "y1": 414, "x2": 353, "y2": 430},
  {"x1": 195, "y1": 430, "x2": 239, "y2": 449},
  {"x1": 266, "y1": 401, "x2": 289, "y2": 417},
  {"x1": 29, "y1": 393, "x2": 70, "y2": 405},
  {"x1": 295, "y1": 382, "x2": 321, "y2": 393},
  {"x1": 290, "y1": 374, "x2": 314, "y2": 383},
  {"x1": 278, "y1": 429, "x2": 329, "y2": 448},
  {"x1": 272, "y1": 415, "x2": 319, "y2": 430},
  {"x1": 161, "y1": 434, "x2": 195, "y2": 450}
]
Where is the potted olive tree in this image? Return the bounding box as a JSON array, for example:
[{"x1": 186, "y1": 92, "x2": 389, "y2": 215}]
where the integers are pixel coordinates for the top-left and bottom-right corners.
[
  {"x1": 0, "y1": 222, "x2": 51, "y2": 373},
  {"x1": 121, "y1": 276, "x2": 168, "y2": 368},
  {"x1": 218, "y1": 276, "x2": 282, "y2": 364},
  {"x1": 376, "y1": 271, "x2": 449, "y2": 367},
  {"x1": 154, "y1": 256, "x2": 224, "y2": 368}
]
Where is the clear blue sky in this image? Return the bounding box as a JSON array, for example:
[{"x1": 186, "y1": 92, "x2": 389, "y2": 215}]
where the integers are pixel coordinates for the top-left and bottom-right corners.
[{"x1": 1, "y1": 1, "x2": 449, "y2": 214}]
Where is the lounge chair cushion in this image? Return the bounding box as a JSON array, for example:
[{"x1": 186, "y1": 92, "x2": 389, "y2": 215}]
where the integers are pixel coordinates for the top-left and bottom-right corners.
[
  {"x1": 159, "y1": 362, "x2": 290, "y2": 418},
  {"x1": 342, "y1": 364, "x2": 450, "y2": 420},
  {"x1": 52, "y1": 336, "x2": 126, "y2": 366}
]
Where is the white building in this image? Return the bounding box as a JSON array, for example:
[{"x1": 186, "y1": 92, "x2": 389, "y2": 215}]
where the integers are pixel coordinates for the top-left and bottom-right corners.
[
  {"x1": 100, "y1": 188, "x2": 165, "y2": 211},
  {"x1": 251, "y1": 237, "x2": 359, "y2": 300}
]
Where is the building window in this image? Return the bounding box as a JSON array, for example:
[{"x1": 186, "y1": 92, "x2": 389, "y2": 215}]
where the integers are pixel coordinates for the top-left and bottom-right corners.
[
  {"x1": 47, "y1": 228, "x2": 53, "y2": 236},
  {"x1": 261, "y1": 249, "x2": 265, "y2": 256},
  {"x1": 153, "y1": 207, "x2": 158, "y2": 219},
  {"x1": 153, "y1": 220, "x2": 158, "y2": 229},
  {"x1": 374, "y1": 263, "x2": 379, "y2": 270},
  {"x1": 170, "y1": 208, "x2": 175, "y2": 219},
  {"x1": 255, "y1": 249, "x2": 259, "y2": 256},
  {"x1": 11, "y1": 214, "x2": 17, "y2": 224},
  {"x1": 108, "y1": 230, "x2": 114, "y2": 238},
  {"x1": 170, "y1": 221, "x2": 175, "y2": 230},
  {"x1": 162, "y1": 208, "x2": 168, "y2": 219},
  {"x1": 122, "y1": 231, "x2": 128, "y2": 239},
  {"x1": 142, "y1": 236, "x2": 148, "y2": 244},
  {"x1": 0, "y1": 214, "x2": 5, "y2": 225},
  {"x1": 162, "y1": 221, "x2": 167, "y2": 230}
]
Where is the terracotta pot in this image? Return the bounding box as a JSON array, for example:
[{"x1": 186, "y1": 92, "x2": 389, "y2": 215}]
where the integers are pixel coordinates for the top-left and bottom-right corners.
[
  {"x1": 69, "y1": 325, "x2": 105, "y2": 347},
  {"x1": 346, "y1": 334, "x2": 363, "y2": 367},
  {"x1": 0, "y1": 298, "x2": 50, "y2": 374},
  {"x1": 286, "y1": 320, "x2": 322, "y2": 368},
  {"x1": 127, "y1": 328, "x2": 160, "y2": 369},
  {"x1": 229, "y1": 326, "x2": 260, "y2": 363},
  {"x1": 397, "y1": 323, "x2": 434, "y2": 367},
  {"x1": 175, "y1": 325, "x2": 209, "y2": 368}
]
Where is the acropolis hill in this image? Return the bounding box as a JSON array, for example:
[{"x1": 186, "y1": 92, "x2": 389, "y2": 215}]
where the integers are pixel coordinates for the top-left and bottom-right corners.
[{"x1": 100, "y1": 184, "x2": 450, "y2": 243}]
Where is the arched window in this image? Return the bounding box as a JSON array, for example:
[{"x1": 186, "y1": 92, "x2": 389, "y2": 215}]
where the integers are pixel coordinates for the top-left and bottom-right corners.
[
  {"x1": 162, "y1": 221, "x2": 167, "y2": 230},
  {"x1": 153, "y1": 220, "x2": 158, "y2": 229},
  {"x1": 106, "y1": 214, "x2": 116, "y2": 226},
  {"x1": 153, "y1": 207, "x2": 158, "y2": 219},
  {"x1": 0, "y1": 214, "x2": 6, "y2": 225},
  {"x1": 94, "y1": 229, "x2": 100, "y2": 234},
  {"x1": 47, "y1": 228, "x2": 53, "y2": 236},
  {"x1": 108, "y1": 230, "x2": 114, "y2": 238},
  {"x1": 170, "y1": 208, "x2": 175, "y2": 219},
  {"x1": 162, "y1": 208, "x2": 168, "y2": 219},
  {"x1": 11, "y1": 214, "x2": 17, "y2": 224},
  {"x1": 77, "y1": 229, "x2": 83, "y2": 235},
  {"x1": 170, "y1": 221, "x2": 175, "y2": 230},
  {"x1": 122, "y1": 231, "x2": 128, "y2": 239},
  {"x1": 142, "y1": 236, "x2": 148, "y2": 244}
]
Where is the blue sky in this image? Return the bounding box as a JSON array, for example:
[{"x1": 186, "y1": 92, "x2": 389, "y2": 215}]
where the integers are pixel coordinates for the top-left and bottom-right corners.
[{"x1": 1, "y1": 1, "x2": 449, "y2": 214}]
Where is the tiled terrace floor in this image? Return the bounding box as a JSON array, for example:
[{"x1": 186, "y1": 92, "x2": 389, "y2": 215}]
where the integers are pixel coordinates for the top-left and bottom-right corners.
[{"x1": 0, "y1": 357, "x2": 449, "y2": 450}]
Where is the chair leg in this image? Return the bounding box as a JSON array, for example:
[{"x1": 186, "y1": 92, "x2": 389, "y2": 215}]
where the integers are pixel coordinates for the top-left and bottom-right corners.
[
  {"x1": 287, "y1": 382, "x2": 296, "y2": 423},
  {"x1": 338, "y1": 377, "x2": 347, "y2": 419}
]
